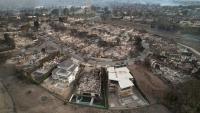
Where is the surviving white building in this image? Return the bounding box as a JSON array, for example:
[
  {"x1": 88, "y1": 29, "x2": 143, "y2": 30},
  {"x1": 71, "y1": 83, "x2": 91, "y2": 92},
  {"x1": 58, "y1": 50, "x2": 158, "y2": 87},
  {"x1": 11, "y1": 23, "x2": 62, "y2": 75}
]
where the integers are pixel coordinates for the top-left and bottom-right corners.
[
  {"x1": 52, "y1": 59, "x2": 79, "y2": 86},
  {"x1": 107, "y1": 67, "x2": 134, "y2": 97}
]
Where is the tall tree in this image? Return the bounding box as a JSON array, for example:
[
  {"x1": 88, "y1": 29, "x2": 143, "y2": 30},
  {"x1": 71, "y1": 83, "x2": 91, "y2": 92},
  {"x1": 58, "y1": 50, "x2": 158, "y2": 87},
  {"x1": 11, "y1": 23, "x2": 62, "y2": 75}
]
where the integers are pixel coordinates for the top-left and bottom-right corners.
[
  {"x1": 34, "y1": 20, "x2": 40, "y2": 30},
  {"x1": 51, "y1": 9, "x2": 59, "y2": 16},
  {"x1": 63, "y1": 8, "x2": 69, "y2": 16}
]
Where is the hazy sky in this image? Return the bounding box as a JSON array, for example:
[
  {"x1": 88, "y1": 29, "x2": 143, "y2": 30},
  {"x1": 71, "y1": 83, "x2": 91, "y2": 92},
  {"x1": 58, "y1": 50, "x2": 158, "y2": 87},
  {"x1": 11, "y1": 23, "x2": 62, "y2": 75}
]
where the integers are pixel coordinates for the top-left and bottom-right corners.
[{"x1": 0, "y1": 0, "x2": 199, "y2": 10}]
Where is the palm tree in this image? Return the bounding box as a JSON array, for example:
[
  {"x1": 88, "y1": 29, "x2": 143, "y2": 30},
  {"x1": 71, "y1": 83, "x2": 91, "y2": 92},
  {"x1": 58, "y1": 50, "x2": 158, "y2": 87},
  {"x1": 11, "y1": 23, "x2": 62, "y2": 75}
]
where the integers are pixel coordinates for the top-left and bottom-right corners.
[{"x1": 63, "y1": 8, "x2": 69, "y2": 16}]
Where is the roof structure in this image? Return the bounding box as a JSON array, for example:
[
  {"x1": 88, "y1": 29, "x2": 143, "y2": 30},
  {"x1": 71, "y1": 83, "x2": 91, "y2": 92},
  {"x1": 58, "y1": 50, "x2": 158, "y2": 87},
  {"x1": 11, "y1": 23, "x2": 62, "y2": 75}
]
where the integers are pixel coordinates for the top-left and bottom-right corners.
[
  {"x1": 107, "y1": 67, "x2": 134, "y2": 89},
  {"x1": 52, "y1": 59, "x2": 79, "y2": 84}
]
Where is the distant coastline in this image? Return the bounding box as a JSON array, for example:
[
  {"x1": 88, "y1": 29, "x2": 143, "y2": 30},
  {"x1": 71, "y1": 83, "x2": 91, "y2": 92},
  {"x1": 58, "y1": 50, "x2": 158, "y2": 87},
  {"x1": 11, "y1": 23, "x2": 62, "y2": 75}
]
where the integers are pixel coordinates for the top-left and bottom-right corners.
[{"x1": 0, "y1": 0, "x2": 198, "y2": 10}]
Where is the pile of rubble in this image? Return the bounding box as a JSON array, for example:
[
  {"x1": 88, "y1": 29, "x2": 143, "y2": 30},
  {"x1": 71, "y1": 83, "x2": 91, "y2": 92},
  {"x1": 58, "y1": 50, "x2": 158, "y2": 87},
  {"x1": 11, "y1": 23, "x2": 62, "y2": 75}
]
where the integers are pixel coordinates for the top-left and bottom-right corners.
[
  {"x1": 76, "y1": 68, "x2": 101, "y2": 95},
  {"x1": 57, "y1": 21, "x2": 145, "y2": 60},
  {"x1": 146, "y1": 34, "x2": 200, "y2": 84},
  {"x1": 31, "y1": 56, "x2": 61, "y2": 83}
]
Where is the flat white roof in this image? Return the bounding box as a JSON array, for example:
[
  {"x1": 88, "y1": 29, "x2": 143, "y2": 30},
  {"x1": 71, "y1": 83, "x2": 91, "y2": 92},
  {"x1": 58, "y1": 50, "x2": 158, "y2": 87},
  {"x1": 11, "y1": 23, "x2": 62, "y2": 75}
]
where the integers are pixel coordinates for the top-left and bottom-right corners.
[
  {"x1": 56, "y1": 69, "x2": 71, "y2": 77},
  {"x1": 107, "y1": 67, "x2": 115, "y2": 73},
  {"x1": 115, "y1": 67, "x2": 130, "y2": 73},
  {"x1": 118, "y1": 79, "x2": 134, "y2": 89},
  {"x1": 108, "y1": 67, "x2": 134, "y2": 89},
  {"x1": 108, "y1": 72, "x2": 118, "y2": 81}
]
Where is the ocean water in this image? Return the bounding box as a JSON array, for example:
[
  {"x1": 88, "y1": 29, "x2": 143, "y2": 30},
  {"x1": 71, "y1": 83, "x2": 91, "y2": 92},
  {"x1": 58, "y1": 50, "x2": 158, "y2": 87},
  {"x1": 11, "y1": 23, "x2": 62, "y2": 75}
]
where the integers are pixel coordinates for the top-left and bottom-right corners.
[{"x1": 0, "y1": 0, "x2": 182, "y2": 10}]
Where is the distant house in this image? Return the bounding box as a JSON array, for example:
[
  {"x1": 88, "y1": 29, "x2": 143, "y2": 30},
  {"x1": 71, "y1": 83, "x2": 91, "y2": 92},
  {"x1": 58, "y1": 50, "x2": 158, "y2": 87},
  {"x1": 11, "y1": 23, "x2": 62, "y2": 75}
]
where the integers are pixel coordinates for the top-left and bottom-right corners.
[
  {"x1": 31, "y1": 57, "x2": 60, "y2": 83},
  {"x1": 69, "y1": 68, "x2": 103, "y2": 107},
  {"x1": 76, "y1": 69, "x2": 101, "y2": 97}
]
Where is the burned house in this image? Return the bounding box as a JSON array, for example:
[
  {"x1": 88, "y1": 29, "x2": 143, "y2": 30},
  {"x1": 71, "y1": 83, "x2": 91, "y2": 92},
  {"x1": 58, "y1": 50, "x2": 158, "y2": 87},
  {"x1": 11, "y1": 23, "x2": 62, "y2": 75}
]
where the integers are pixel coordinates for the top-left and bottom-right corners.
[
  {"x1": 69, "y1": 67, "x2": 105, "y2": 107},
  {"x1": 13, "y1": 42, "x2": 59, "y2": 78},
  {"x1": 150, "y1": 59, "x2": 161, "y2": 70},
  {"x1": 76, "y1": 69, "x2": 101, "y2": 97},
  {"x1": 31, "y1": 57, "x2": 61, "y2": 83},
  {"x1": 15, "y1": 51, "x2": 48, "y2": 74}
]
